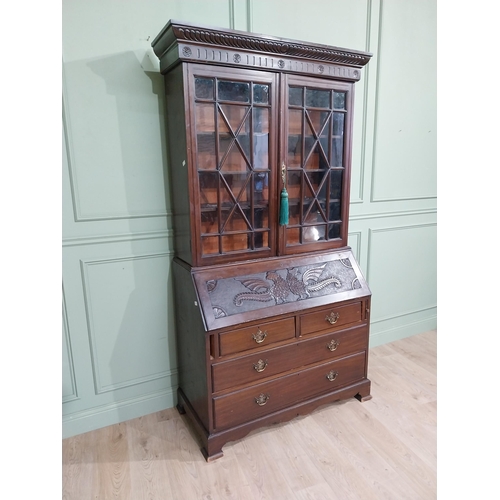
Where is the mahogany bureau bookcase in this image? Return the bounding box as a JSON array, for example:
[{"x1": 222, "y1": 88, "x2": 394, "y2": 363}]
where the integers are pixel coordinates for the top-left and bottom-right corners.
[{"x1": 151, "y1": 20, "x2": 373, "y2": 461}]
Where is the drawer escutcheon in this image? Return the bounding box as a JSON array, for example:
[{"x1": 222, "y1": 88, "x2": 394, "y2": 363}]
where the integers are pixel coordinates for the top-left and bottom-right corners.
[
  {"x1": 252, "y1": 328, "x2": 268, "y2": 344},
  {"x1": 253, "y1": 359, "x2": 268, "y2": 372},
  {"x1": 325, "y1": 312, "x2": 340, "y2": 324},
  {"x1": 254, "y1": 393, "x2": 270, "y2": 406},
  {"x1": 326, "y1": 339, "x2": 340, "y2": 351}
]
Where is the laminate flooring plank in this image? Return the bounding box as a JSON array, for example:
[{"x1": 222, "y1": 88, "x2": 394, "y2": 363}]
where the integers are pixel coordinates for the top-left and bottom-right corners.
[
  {"x1": 94, "y1": 422, "x2": 132, "y2": 499},
  {"x1": 125, "y1": 412, "x2": 175, "y2": 500},
  {"x1": 231, "y1": 428, "x2": 301, "y2": 500},
  {"x1": 290, "y1": 403, "x2": 382, "y2": 500},
  {"x1": 310, "y1": 403, "x2": 421, "y2": 500},
  {"x1": 62, "y1": 430, "x2": 96, "y2": 499},
  {"x1": 250, "y1": 420, "x2": 329, "y2": 495}
]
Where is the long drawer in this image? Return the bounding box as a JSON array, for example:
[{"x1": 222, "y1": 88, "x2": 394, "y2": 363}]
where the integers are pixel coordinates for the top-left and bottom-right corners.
[
  {"x1": 218, "y1": 317, "x2": 296, "y2": 356},
  {"x1": 213, "y1": 351, "x2": 366, "y2": 430},
  {"x1": 212, "y1": 325, "x2": 368, "y2": 393}
]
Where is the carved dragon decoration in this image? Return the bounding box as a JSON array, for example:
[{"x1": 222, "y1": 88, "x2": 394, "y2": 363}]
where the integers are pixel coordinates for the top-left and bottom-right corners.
[{"x1": 233, "y1": 264, "x2": 341, "y2": 306}]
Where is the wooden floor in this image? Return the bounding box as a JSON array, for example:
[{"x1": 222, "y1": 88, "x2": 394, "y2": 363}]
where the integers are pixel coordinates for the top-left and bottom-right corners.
[{"x1": 62, "y1": 330, "x2": 436, "y2": 500}]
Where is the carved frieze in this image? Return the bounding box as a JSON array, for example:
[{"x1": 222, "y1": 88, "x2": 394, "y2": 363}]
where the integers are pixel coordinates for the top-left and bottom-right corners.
[
  {"x1": 206, "y1": 258, "x2": 361, "y2": 319},
  {"x1": 152, "y1": 20, "x2": 372, "y2": 79}
]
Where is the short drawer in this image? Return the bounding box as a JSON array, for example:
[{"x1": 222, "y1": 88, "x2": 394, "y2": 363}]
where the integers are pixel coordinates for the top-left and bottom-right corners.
[
  {"x1": 300, "y1": 302, "x2": 363, "y2": 336},
  {"x1": 219, "y1": 317, "x2": 295, "y2": 356},
  {"x1": 212, "y1": 325, "x2": 368, "y2": 393},
  {"x1": 213, "y1": 351, "x2": 366, "y2": 430}
]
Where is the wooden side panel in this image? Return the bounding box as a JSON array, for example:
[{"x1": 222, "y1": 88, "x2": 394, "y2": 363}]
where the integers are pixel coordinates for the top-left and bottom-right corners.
[
  {"x1": 172, "y1": 259, "x2": 210, "y2": 430},
  {"x1": 164, "y1": 64, "x2": 193, "y2": 265}
]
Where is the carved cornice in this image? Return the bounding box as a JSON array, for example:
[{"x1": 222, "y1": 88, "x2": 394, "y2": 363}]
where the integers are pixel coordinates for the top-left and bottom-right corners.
[{"x1": 152, "y1": 20, "x2": 372, "y2": 70}]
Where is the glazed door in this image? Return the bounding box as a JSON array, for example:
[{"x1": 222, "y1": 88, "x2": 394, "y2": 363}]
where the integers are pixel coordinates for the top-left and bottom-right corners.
[
  {"x1": 280, "y1": 75, "x2": 354, "y2": 255},
  {"x1": 188, "y1": 64, "x2": 279, "y2": 266}
]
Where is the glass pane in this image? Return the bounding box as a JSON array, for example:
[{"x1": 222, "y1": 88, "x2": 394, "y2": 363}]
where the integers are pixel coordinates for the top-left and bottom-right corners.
[
  {"x1": 332, "y1": 138, "x2": 343, "y2": 167},
  {"x1": 288, "y1": 201, "x2": 300, "y2": 226},
  {"x1": 220, "y1": 173, "x2": 251, "y2": 206},
  {"x1": 308, "y1": 110, "x2": 330, "y2": 136},
  {"x1": 253, "y1": 84, "x2": 269, "y2": 104},
  {"x1": 286, "y1": 227, "x2": 301, "y2": 246},
  {"x1": 223, "y1": 208, "x2": 250, "y2": 232},
  {"x1": 332, "y1": 112, "x2": 344, "y2": 135},
  {"x1": 195, "y1": 78, "x2": 214, "y2": 100},
  {"x1": 303, "y1": 225, "x2": 326, "y2": 242},
  {"x1": 253, "y1": 207, "x2": 269, "y2": 229},
  {"x1": 287, "y1": 109, "x2": 302, "y2": 168},
  {"x1": 253, "y1": 172, "x2": 269, "y2": 203},
  {"x1": 306, "y1": 88, "x2": 330, "y2": 108},
  {"x1": 220, "y1": 105, "x2": 250, "y2": 134},
  {"x1": 305, "y1": 143, "x2": 329, "y2": 170},
  {"x1": 218, "y1": 80, "x2": 250, "y2": 102},
  {"x1": 253, "y1": 108, "x2": 269, "y2": 170},
  {"x1": 303, "y1": 220, "x2": 326, "y2": 242},
  {"x1": 196, "y1": 103, "x2": 216, "y2": 170},
  {"x1": 329, "y1": 201, "x2": 341, "y2": 221},
  {"x1": 254, "y1": 230, "x2": 269, "y2": 249},
  {"x1": 328, "y1": 223, "x2": 341, "y2": 239},
  {"x1": 219, "y1": 136, "x2": 250, "y2": 172},
  {"x1": 200, "y1": 211, "x2": 218, "y2": 234},
  {"x1": 286, "y1": 171, "x2": 301, "y2": 202},
  {"x1": 289, "y1": 87, "x2": 303, "y2": 106},
  {"x1": 333, "y1": 92, "x2": 345, "y2": 110},
  {"x1": 197, "y1": 133, "x2": 216, "y2": 170},
  {"x1": 332, "y1": 114, "x2": 344, "y2": 167},
  {"x1": 195, "y1": 103, "x2": 215, "y2": 132},
  {"x1": 202, "y1": 236, "x2": 219, "y2": 255},
  {"x1": 198, "y1": 172, "x2": 218, "y2": 207},
  {"x1": 330, "y1": 170, "x2": 343, "y2": 199},
  {"x1": 222, "y1": 233, "x2": 250, "y2": 252}
]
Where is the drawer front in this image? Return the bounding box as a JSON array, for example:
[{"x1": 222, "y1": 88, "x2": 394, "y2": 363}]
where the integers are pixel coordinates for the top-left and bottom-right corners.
[
  {"x1": 213, "y1": 351, "x2": 366, "y2": 430},
  {"x1": 219, "y1": 317, "x2": 295, "y2": 356},
  {"x1": 212, "y1": 325, "x2": 368, "y2": 393},
  {"x1": 300, "y1": 302, "x2": 363, "y2": 336}
]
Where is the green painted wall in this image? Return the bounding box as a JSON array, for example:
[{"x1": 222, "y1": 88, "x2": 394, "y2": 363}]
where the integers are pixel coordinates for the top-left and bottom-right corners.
[{"x1": 62, "y1": 0, "x2": 436, "y2": 438}]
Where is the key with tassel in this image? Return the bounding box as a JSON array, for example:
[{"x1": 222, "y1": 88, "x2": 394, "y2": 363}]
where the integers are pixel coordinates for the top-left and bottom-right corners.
[{"x1": 279, "y1": 162, "x2": 289, "y2": 226}]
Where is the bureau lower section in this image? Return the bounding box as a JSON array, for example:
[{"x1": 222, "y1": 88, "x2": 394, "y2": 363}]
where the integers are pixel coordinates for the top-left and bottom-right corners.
[{"x1": 174, "y1": 269, "x2": 372, "y2": 461}]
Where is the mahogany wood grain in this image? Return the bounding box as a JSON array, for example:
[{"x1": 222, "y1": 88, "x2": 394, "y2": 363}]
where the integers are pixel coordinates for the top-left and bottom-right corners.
[
  {"x1": 300, "y1": 300, "x2": 363, "y2": 336},
  {"x1": 212, "y1": 324, "x2": 368, "y2": 392},
  {"x1": 218, "y1": 316, "x2": 296, "y2": 356},
  {"x1": 213, "y1": 352, "x2": 366, "y2": 430}
]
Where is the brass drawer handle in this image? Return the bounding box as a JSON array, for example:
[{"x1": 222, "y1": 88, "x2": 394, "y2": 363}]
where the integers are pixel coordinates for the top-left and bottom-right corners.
[
  {"x1": 326, "y1": 370, "x2": 339, "y2": 382},
  {"x1": 252, "y1": 328, "x2": 268, "y2": 344},
  {"x1": 325, "y1": 312, "x2": 340, "y2": 325},
  {"x1": 327, "y1": 339, "x2": 340, "y2": 351},
  {"x1": 255, "y1": 393, "x2": 270, "y2": 406},
  {"x1": 253, "y1": 359, "x2": 268, "y2": 373}
]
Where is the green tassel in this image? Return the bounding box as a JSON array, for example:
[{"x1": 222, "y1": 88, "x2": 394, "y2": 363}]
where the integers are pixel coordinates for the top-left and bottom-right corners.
[{"x1": 279, "y1": 188, "x2": 289, "y2": 226}]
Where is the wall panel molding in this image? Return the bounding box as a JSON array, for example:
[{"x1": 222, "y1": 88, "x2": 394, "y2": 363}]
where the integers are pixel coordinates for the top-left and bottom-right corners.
[
  {"x1": 62, "y1": 285, "x2": 78, "y2": 403},
  {"x1": 62, "y1": 229, "x2": 174, "y2": 248},
  {"x1": 80, "y1": 253, "x2": 174, "y2": 395}
]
